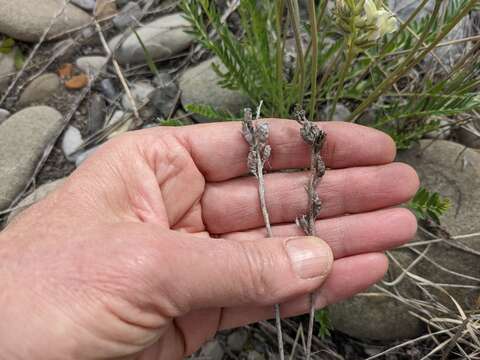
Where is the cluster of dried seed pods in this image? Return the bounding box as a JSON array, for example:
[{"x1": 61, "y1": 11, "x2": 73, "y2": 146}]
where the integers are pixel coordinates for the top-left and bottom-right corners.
[{"x1": 241, "y1": 105, "x2": 327, "y2": 360}]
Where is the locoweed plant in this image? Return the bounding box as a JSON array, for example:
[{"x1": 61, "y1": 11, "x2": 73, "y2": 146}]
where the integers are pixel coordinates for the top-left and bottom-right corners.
[{"x1": 182, "y1": 0, "x2": 480, "y2": 149}]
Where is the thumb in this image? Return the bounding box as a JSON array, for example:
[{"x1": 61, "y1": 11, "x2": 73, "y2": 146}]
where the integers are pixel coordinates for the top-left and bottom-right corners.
[{"x1": 158, "y1": 232, "x2": 334, "y2": 311}]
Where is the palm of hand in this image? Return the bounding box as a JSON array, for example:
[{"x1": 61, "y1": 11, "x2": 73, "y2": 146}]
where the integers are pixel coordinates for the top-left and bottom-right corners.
[{"x1": 2, "y1": 120, "x2": 418, "y2": 359}]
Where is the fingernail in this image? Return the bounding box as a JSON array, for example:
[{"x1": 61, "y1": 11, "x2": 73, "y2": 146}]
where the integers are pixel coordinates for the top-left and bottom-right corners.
[{"x1": 286, "y1": 237, "x2": 333, "y2": 279}]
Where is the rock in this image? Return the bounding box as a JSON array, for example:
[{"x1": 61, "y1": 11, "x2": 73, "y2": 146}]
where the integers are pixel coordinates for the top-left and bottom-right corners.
[
  {"x1": 0, "y1": 52, "x2": 15, "y2": 93},
  {"x1": 99, "y1": 79, "x2": 118, "y2": 100},
  {"x1": 71, "y1": 0, "x2": 96, "y2": 11},
  {"x1": 62, "y1": 126, "x2": 83, "y2": 161},
  {"x1": 246, "y1": 351, "x2": 265, "y2": 360},
  {"x1": 454, "y1": 124, "x2": 480, "y2": 149},
  {"x1": 227, "y1": 328, "x2": 249, "y2": 352},
  {"x1": 113, "y1": 1, "x2": 142, "y2": 29},
  {"x1": 65, "y1": 73, "x2": 89, "y2": 90},
  {"x1": 0, "y1": 106, "x2": 64, "y2": 211},
  {"x1": 0, "y1": 0, "x2": 91, "y2": 42},
  {"x1": 0, "y1": 108, "x2": 11, "y2": 124},
  {"x1": 7, "y1": 178, "x2": 66, "y2": 223},
  {"x1": 150, "y1": 73, "x2": 179, "y2": 117},
  {"x1": 121, "y1": 81, "x2": 154, "y2": 111},
  {"x1": 330, "y1": 140, "x2": 480, "y2": 341},
  {"x1": 424, "y1": 118, "x2": 452, "y2": 140},
  {"x1": 180, "y1": 57, "x2": 250, "y2": 122},
  {"x1": 199, "y1": 340, "x2": 224, "y2": 360},
  {"x1": 17, "y1": 73, "x2": 61, "y2": 107},
  {"x1": 76, "y1": 56, "x2": 108, "y2": 76},
  {"x1": 95, "y1": 0, "x2": 118, "y2": 19},
  {"x1": 106, "y1": 110, "x2": 132, "y2": 138},
  {"x1": 87, "y1": 93, "x2": 106, "y2": 134},
  {"x1": 109, "y1": 13, "x2": 194, "y2": 65},
  {"x1": 320, "y1": 103, "x2": 352, "y2": 121},
  {"x1": 75, "y1": 146, "x2": 99, "y2": 167}
]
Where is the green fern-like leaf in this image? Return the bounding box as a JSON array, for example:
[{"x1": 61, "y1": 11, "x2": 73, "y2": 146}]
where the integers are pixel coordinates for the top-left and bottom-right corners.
[
  {"x1": 408, "y1": 187, "x2": 451, "y2": 224},
  {"x1": 185, "y1": 103, "x2": 240, "y2": 121},
  {"x1": 314, "y1": 309, "x2": 332, "y2": 339}
]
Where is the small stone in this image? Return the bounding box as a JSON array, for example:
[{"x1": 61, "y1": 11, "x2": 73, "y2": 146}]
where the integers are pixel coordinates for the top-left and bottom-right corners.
[
  {"x1": 180, "y1": 57, "x2": 250, "y2": 122},
  {"x1": 113, "y1": 1, "x2": 142, "y2": 29},
  {"x1": 227, "y1": 329, "x2": 248, "y2": 352},
  {"x1": 99, "y1": 79, "x2": 117, "y2": 100},
  {"x1": 7, "y1": 178, "x2": 66, "y2": 223},
  {"x1": 0, "y1": 106, "x2": 64, "y2": 211},
  {"x1": 58, "y1": 63, "x2": 74, "y2": 79},
  {"x1": 76, "y1": 56, "x2": 108, "y2": 76},
  {"x1": 87, "y1": 94, "x2": 106, "y2": 134},
  {"x1": 150, "y1": 73, "x2": 179, "y2": 117},
  {"x1": 95, "y1": 0, "x2": 117, "y2": 19},
  {"x1": 199, "y1": 340, "x2": 224, "y2": 360},
  {"x1": 320, "y1": 103, "x2": 352, "y2": 121},
  {"x1": 0, "y1": 108, "x2": 11, "y2": 124},
  {"x1": 62, "y1": 126, "x2": 83, "y2": 161},
  {"x1": 454, "y1": 124, "x2": 480, "y2": 149},
  {"x1": 71, "y1": 0, "x2": 96, "y2": 11},
  {"x1": 109, "y1": 13, "x2": 194, "y2": 65},
  {"x1": 75, "y1": 146, "x2": 99, "y2": 167},
  {"x1": 246, "y1": 350, "x2": 265, "y2": 360},
  {"x1": 106, "y1": 110, "x2": 132, "y2": 138},
  {"x1": 17, "y1": 73, "x2": 60, "y2": 107},
  {"x1": 65, "y1": 74, "x2": 89, "y2": 90},
  {"x1": 122, "y1": 81, "x2": 154, "y2": 111},
  {"x1": 0, "y1": 52, "x2": 15, "y2": 93},
  {"x1": 0, "y1": 0, "x2": 91, "y2": 42}
]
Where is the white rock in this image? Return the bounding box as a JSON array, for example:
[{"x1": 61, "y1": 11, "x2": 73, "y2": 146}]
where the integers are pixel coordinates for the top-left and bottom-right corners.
[
  {"x1": 106, "y1": 110, "x2": 132, "y2": 138},
  {"x1": 0, "y1": 52, "x2": 15, "y2": 93},
  {"x1": 76, "y1": 56, "x2": 108, "y2": 76},
  {"x1": 62, "y1": 126, "x2": 83, "y2": 161},
  {"x1": 75, "y1": 146, "x2": 99, "y2": 167},
  {"x1": 121, "y1": 81, "x2": 154, "y2": 111},
  {"x1": 0, "y1": 0, "x2": 91, "y2": 42},
  {"x1": 109, "y1": 13, "x2": 194, "y2": 65}
]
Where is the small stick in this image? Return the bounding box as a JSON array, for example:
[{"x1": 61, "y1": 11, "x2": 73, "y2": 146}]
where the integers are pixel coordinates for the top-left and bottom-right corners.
[
  {"x1": 242, "y1": 103, "x2": 285, "y2": 360},
  {"x1": 294, "y1": 108, "x2": 327, "y2": 360}
]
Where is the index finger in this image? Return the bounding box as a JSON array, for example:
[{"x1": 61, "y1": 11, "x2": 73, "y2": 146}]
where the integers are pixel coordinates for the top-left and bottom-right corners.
[{"x1": 170, "y1": 119, "x2": 396, "y2": 182}]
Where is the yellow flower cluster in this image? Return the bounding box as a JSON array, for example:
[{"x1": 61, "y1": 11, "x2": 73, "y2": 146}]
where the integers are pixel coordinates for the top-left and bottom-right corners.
[{"x1": 363, "y1": 0, "x2": 398, "y2": 40}]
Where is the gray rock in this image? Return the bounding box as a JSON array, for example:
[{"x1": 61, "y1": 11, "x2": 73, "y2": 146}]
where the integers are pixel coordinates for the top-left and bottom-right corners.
[
  {"x1": 320, "y1": 103, "x2": 352, "y2": 121},
  {"x1": 71, "y1": 0, "x2": 96, "y2": 11},
  {"x1": 99, "y1": 79, "x2": 118, "y2": 100},
  {"x1": 17, "y1": 73, "x2": 60, "y2": 107},
  {"x1": 180, "y1": 57, "x2": 250, "y2": 122},
  {"x1": 76, "y1": 56, "x2": 108, "y2": 76},
  {"x1": 113, "y1": 1, "x2": 142, "y2": 29},
  {"x1": 331, "y1": 140, "x2": 480, "y2": 341},
  {"x1": 62, "y1": 126, "x2": 83, "y2": 161},
  {"x1": 246, "y1": 351, "x2": 265, "y2": 360},
  {"x1": 0, "y1": 0, "x2": 91, "y2": 42},
  {"x1": 227, "y1": 328, "x2": 249, "y2": 352},
  {"x1": 7, "y1": 178, "x2": 66, "y2": 223},
  {"x1": 122, "y1": 81, "x2": 154, "y2": 111},
  {"x1": 150, "y1": 73, "x2": 178, "y2": 117},
  {"x1": 75, "y1": 146, "x2": 99, "y2": 167},
  {"x1": 199, "y1": 340, "x2": 224, "y2": 360},
  {"x1": 0, "y1": 106, "x2": 64, "y2": 211},
  {"x1": 454, "y1": 124, "x2": 480, "y2": 149},
  {"x1": 0, "y1": 108, "x2": 11, "y2": 124},
  {"x1": 109, "y1": 13, "x2": 194, "y2": 65},
  {"x1": 0, "y1": 52, "x2": 15, "y2": 93},
  {"x1": 87, "y1": 93, "x2": 106, "y2": 134}
]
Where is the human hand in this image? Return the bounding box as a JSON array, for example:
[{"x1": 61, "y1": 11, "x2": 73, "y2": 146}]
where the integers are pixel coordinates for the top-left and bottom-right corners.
[{"x1": 0, "y1": 120, "x2": 419, "y2": 359}]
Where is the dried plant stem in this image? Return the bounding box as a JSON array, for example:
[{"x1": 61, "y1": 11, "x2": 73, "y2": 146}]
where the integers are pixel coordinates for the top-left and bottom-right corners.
[
  {"x1": 295, "y1": 109, "x2": 327, "y2": 360},
  {"x1": 242, "y1": 105, "x2": 284, "y2": 360}
]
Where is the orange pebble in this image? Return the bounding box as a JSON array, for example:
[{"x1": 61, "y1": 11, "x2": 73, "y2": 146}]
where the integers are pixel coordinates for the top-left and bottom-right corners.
[
  {"x1": 58, "y1": 63, "x2": 73, "y2": 79},
  {"x1": 65, "y1": 73, "x2": 89, "y2": 90}
]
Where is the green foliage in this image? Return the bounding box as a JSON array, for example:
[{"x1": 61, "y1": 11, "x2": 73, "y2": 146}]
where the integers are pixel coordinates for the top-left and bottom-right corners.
[
  {"x1": 408, "y1": 187, "x2": 451, "y2": 224},
  {"x1": 184, "y1": 103, "x2": 240, "y2": 121},
  {"x1": 182, "y1": 0, "x2": 480, "y2": 149},
  {"x1": 314, "y1": 309, "x2": 332, "y2": 339},
  {"x1": 0, "y1": 37, "x2": 15, "y2": 54},
  {"x1": 131, "y1": 28, "x2": 159, "y2": 76}
]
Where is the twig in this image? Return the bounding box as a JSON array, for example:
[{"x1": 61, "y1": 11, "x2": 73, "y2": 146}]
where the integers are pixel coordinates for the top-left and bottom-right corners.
[
  {"x1": 294, "y1": 108, "x2": 327, "y2": 360},
  {"x1": 94, "y1": 20, "x2": 142, "y2": 126},
  {"x1": 241, "y1": 104, "x2": 284, "y2": 360}
]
